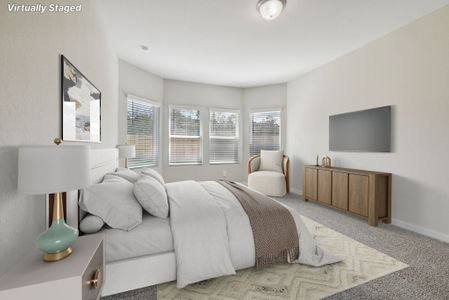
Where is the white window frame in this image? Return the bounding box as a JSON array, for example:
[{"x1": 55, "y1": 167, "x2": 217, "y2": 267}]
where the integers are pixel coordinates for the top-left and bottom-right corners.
[
  {"x1": 209, "y1": 107, "x2": 240, "y2": 165},
  {"x1": 126, "y1": 94, "x2": 161, "y2": 169},
  {"x1": 168, "y1": 105, "x2": 203, "y2": 166},
  {"x1": 249, "y1": 107, "x2": 282, "y2": 156}
]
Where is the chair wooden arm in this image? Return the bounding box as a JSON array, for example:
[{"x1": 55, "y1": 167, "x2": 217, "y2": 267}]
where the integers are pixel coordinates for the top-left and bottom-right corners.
[
  {"x1": 283, "y1": 155, "x2": 290, "y2": 193},
  {"x1": 248, "y1": 155, "x2": 260, "y2": 174}
]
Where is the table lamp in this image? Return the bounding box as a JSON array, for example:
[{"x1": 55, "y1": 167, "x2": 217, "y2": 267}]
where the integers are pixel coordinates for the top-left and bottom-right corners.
[
  {"x1": 117, "y1": 144, "x2": 136, "y2": 168},
  {"x1": 18, "y1": 143, "x2": 90, "y2": 262}
]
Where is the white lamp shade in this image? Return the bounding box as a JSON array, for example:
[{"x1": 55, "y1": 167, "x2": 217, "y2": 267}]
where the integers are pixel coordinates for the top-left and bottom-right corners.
[
  {"x1": 118, "y1": 144, "x2": 136, "y2": 159},
  {"x1": 18, "y1": 145, "x2": 91, "y2": 195}
]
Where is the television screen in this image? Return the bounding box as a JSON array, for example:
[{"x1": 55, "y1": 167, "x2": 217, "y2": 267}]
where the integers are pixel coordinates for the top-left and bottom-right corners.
[{"x1": 329, "y1": 106, "x2": 391, "y2": 152}]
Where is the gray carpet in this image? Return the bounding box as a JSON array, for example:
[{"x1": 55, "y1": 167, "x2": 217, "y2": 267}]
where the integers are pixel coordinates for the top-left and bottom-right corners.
[{"x1": 103, "y1": 194, "x2": 449, "y2": 300}]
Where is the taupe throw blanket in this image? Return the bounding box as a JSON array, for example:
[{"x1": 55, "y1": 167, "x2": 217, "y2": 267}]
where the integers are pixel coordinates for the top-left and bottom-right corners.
[{"x1": 218, "y1": 181, "x2": 299, "y2": 268}]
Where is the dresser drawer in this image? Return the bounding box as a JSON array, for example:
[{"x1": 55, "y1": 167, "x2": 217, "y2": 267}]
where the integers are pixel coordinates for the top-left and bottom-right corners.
[{"x1": 82, "y1": 240, "x2": 104, "y2": 300}]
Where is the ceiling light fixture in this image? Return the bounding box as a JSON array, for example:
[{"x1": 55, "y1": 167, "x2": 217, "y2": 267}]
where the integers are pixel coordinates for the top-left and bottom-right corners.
[
  {"x1": 140, "y1": 45, "x2": 149, "y2": 51},
  {"x1": 257, "y1": 0, "x2": 286, "y2": 21}
]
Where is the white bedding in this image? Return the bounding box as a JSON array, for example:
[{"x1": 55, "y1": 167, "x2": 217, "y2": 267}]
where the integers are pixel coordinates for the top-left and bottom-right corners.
[
  {"x1": 166, "y1": 180, "x2": 342, "y2": 288},
  {"x1": 104, "y1": 213, "x2": 173, "y2": 262},
  {"x1": 167, "y1": 180, "x2": 236, "y2": 288}
]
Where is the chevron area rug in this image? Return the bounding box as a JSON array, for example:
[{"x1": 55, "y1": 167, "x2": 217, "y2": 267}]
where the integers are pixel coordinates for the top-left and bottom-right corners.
[{"x1": 157, "y1": 216, "x2": 408, "y2": 300}]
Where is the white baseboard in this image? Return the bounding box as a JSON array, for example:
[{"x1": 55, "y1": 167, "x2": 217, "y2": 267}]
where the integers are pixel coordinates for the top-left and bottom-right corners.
[
  {"x1": 288, "y1": 188, "x2": 448, "y2": 243},
  {"x1": 261, "y1": 186, "x2": 448, "y2": 244},
  {"x1": 392, "y1": 218, "x2": 449, "y2": 244}
]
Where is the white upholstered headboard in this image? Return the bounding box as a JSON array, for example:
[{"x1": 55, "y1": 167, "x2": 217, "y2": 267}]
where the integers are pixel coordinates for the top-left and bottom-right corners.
[
  {"x1": 65, "y1": 148, "x2": 119, "y2": 228},
  {"x1": 90, "y1": 148, "x2": 119, "y2": 184}
]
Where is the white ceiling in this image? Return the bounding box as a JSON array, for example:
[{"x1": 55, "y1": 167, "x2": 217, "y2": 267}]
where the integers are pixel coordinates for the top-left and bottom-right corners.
[{"x1": 97, "y1": 0, "x2": 449, "y2": 88}]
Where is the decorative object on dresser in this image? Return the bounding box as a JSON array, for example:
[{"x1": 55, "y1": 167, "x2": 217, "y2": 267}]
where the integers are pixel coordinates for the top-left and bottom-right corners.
[
  {"x1": 0, "y1": 234, "x2": 104, "y2": 300},
  {"x1": 61, "y1": 55, "x2": 102, "y2": 143},
  {"x1": 321, "y1": 156, "x2": 332, "y2": 167},
  {"x1": 17, "y1": 142, "x2": 91, "y2": 261},
  {"x1": 248, "y1": 150, "x2": 290, "y2": 197},
  {"x1": 117, "y1": 144, "x2": 136, "y2": 168},
  {"x1": 303, "y1": 165, "x2": 391, "y2": 226}
]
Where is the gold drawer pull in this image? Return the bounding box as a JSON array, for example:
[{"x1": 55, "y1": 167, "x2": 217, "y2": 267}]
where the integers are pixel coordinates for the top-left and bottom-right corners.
[{"x1": 89, "y1": 269, "x2": 102, "y2": 289}]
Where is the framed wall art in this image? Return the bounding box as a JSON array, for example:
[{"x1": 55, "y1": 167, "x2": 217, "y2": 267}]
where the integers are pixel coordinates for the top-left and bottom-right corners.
[{"x1": 61, "y1": 55, "x2": 101, "y2": 143}]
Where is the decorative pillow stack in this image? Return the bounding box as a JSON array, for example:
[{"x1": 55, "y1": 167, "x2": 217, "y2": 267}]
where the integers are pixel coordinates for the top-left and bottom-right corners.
[
  {"x1": 79, "y1": 175, "x2": 142, "y2": 231},
  {"x1": 79, "y1": 168, "x2": 169, "y2": 233}
]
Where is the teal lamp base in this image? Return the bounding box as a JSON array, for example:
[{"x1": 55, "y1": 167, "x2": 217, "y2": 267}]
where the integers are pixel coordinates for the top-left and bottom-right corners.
[
  {"x1": 37, "y1": 192, "x2": 78, "y2": 262},
  {"x1": 37, "y1": 219, "x2": 78, "y2": 262}
]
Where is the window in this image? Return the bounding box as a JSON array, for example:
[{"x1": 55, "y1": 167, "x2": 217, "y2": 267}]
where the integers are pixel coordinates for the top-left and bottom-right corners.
[
  {"x1": 127, "y1": 96, "x2": 160, "y2": 168},
  {"x1": 169, "y1": 106, "x2": 202, "y2": 165},
  {"x1": 249, "y1": 110, "x2": 281, "y2": 156},
  {"x1": 209, "y1": 109, "x2": 239, "y2": 164}
]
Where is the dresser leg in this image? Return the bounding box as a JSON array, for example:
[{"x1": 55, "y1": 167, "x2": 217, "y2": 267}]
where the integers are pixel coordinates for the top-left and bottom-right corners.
[{"x1": 368, "y1": 218, "x2": 378, "y2": 226}]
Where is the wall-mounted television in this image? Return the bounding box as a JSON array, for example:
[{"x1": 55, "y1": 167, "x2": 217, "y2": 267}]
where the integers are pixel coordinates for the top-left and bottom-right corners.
[{"x1": 329, "y1": 106, "x2": 391, "y2": 152}]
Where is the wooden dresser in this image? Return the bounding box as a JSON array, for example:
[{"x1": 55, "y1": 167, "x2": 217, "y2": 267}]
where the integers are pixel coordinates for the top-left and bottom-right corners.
[{"x1": 303, "y1": 165, "x2": 391, "y2": 226}]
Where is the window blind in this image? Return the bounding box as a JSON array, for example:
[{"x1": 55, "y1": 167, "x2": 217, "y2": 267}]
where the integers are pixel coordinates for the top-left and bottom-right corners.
[
  {"x1": 249, "y1": 110, "x2": 281, "y2": 156},
  {"x1": 209, "y1": 110, "x2": 239, "y2": 164},
  {"x1": 169, "y1": 107, "x2": 202, "y2": 165},
  {"x1": 127, "y1": 97, "x2": 160, "y2": 168}
]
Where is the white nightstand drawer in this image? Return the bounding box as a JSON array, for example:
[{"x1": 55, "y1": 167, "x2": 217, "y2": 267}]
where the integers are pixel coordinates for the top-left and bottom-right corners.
[
  {"x1": 82, "y1": 240, "x2": 104, "y2": 300},
  {"x1": 0, "y1": 234, "x2": 104, "y2": 300}
]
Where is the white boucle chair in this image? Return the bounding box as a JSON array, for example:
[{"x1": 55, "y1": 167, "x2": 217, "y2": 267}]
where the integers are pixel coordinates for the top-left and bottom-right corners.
[{"x1": 247, "y1": 150, "x2": 290, "y2": 197}]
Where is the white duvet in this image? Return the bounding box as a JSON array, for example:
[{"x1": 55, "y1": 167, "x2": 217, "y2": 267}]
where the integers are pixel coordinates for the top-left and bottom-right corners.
[{"x1": 166, "y1": 180, "x2": 342, "y2": 288}]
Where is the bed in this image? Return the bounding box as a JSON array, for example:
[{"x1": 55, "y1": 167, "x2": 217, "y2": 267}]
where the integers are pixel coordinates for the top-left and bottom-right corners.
[{"x1": 66, "y1": 149, "x2": 340, "y2": 297}]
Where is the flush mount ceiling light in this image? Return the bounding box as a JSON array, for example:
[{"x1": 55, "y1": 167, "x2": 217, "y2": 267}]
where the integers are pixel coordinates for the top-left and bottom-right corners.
[{"x1": 257, "y1": 0, "x2": 287, "y2": 21}]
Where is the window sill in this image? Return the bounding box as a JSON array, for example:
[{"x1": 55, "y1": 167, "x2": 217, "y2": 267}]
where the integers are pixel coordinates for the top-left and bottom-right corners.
[
  {"x1": 129, "y1": 165, "x2": 158, "y2": 170},
  {"x1": 169, "y1": 162, "x2": 203, "y2": 166}
]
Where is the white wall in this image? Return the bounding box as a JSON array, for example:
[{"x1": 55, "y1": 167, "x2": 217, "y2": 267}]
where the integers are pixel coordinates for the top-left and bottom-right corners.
[
  {"x1": 162, "y1": 80, "x2": 244, "y2": 182},
  {"x1": 0, "y1": 0, "x2": 118, "y2": 274},
  {"x1": 286, "y1": 6, "x2": 449, "y2": 241},
  {"x1": 118, "y1": 60, "x2": 164, "y2": 170},
  {"x1": 242, "y1": 84, "x2": 287, "y2": 177}
]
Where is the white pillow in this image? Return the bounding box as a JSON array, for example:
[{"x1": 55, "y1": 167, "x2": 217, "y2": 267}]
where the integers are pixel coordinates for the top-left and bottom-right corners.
[
  {"x1": 140, "y1": 168, "x2": 165, "y2": 185},
  {"x1": 259, "y1": 150, "x2": 284, "y2": 173},
  {"x1": 107, "y1": 168, "x2": 141, "y2": 183},
  {"x1": 79, "y1": 214, "x2": 104, "y2": 234},
  {"x1": 80, "y1": 176, "x2": 142, "y2": 231},
  {"x1": 133, "y1": 176, "x2": 169, "y2": 218}
]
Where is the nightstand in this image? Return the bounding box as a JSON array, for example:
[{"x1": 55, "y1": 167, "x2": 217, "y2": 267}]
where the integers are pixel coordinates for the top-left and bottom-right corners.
[{"x1": 0, "y1": 234, "x2": 104, "y2": 300}]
